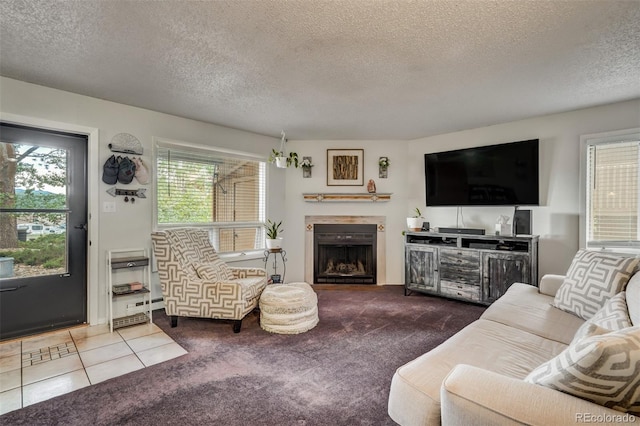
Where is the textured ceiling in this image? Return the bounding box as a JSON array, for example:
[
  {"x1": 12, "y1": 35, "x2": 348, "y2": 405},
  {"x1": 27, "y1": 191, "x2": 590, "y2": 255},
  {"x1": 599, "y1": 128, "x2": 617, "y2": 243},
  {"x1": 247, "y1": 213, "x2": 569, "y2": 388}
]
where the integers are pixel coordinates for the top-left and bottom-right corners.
[{"x1": 1, "y1": 1, "x2": 639, "y2": 140}]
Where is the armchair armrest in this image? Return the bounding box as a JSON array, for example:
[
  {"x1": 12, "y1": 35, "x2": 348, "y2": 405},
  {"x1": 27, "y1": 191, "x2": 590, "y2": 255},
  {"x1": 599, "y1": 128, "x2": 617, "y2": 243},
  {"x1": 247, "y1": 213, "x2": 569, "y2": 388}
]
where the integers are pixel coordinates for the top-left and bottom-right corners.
[
  {"x1": 539, "y1": 274, "x2": 566, "y2": 297},
  {"x1": 441, "y1": 365, "x2": 636, "y2": 426}
]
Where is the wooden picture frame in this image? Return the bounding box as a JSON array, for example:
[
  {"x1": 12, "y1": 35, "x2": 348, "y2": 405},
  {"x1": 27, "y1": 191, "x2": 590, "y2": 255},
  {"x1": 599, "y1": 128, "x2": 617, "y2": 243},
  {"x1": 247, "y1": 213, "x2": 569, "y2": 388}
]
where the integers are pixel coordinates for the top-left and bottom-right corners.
[{"x1": 327, "y1": 149, "x2": 364, "y2": 186}]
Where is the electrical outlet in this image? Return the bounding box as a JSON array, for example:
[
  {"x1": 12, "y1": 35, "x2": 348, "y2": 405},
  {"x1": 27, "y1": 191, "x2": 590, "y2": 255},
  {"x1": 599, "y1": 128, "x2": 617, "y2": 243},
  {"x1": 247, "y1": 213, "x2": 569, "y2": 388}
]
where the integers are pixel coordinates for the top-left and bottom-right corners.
[{"x1": 103, "y1": 201, "x2": 116, "y2": 213}]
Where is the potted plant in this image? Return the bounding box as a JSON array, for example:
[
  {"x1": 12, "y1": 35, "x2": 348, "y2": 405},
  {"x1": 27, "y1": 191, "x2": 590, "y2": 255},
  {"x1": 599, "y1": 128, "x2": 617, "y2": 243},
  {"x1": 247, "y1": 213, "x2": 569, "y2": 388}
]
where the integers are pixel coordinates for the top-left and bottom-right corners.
[
  {"x1": 264, "y1": 219, "x2": 284, "y2": 250},
  {"x1": 379, "y1": 156, "x2": 390, "y2": 178},
  {"x1": 300, "y1": 157, "x2": 313, "y2": 177},
  {"x1": 406, "y1": 207, "x2": 424, "y2": 232},
  {"x1": 268, "y1": 131, "x2": 299, "y2": 168}
]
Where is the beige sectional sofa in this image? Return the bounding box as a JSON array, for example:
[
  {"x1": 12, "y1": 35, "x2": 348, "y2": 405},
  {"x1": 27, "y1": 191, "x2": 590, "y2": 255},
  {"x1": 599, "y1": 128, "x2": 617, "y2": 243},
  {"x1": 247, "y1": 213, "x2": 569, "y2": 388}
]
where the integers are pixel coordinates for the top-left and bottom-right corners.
[{"x1": 388, "y1": 261, "x2": 640, "y2": 425}]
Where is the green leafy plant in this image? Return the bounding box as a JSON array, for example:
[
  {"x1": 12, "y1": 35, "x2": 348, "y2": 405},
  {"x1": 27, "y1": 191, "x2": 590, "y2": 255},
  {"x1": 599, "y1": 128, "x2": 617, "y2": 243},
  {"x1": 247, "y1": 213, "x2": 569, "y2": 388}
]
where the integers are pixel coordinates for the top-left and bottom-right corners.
[
  {"x1": 379, "y1": 157, "x2": 390, "y2": 168},
  {"x1": 413, "y1": 207, "x2": 423, "y2": 218},
  {"x1": 268, "y1": 149, "x2": 299, "y2": 168},
  {"x1": 264, "y1": 219, "x2": 283, "y2": 239}
]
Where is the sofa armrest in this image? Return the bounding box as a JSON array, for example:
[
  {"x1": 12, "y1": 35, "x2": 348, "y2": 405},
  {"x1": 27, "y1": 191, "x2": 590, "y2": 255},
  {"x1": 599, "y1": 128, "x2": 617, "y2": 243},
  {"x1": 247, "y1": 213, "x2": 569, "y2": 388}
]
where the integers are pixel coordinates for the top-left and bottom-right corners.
[
  {"x1": 441, "y1": 364, "x2": 637, "y2": 426},
  {"x1": 539, "y1": 274, "x2": 566, "y2": 297}
]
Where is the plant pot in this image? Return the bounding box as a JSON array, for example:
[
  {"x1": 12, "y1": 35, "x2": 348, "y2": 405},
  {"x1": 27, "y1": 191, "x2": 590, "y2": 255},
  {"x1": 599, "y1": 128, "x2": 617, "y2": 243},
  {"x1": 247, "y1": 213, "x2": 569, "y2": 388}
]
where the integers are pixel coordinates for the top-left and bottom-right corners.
[
  {"x1": 266, "y1": 238, "x2": 283, "y2": 250},
  {"x1": 275, "y1": 157, "x2": 287, "y2": 168},
  {"x1": 406, "y1": 217, "x2": 423, "y2": 232}
]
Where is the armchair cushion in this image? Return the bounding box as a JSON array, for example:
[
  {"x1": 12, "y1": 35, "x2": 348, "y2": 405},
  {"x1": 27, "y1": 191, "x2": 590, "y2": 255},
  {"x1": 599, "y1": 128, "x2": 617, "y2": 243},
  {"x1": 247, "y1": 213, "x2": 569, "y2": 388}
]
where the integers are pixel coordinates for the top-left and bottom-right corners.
[{"x1": 195, "y1": 261, "x2": 234, "y2": 282}]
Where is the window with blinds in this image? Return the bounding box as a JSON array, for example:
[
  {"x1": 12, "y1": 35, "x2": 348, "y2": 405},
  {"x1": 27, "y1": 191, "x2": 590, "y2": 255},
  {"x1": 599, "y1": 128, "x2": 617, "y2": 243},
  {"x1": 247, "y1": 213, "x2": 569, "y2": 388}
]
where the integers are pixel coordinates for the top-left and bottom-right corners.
[
  {"x1": 585, "y1": 135, "x2": 639, "y2": 249},
  {"x1": 155, "y1": 143, "x2": 266, "y2": 254}
]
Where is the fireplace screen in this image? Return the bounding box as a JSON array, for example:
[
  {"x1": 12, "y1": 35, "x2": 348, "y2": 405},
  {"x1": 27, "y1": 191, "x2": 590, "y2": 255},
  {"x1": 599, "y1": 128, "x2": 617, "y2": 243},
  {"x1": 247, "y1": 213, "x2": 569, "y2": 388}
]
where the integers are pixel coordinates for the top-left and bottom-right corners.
[{"x1": 314, "y1": 224, "x2": 376, "y2": 284}]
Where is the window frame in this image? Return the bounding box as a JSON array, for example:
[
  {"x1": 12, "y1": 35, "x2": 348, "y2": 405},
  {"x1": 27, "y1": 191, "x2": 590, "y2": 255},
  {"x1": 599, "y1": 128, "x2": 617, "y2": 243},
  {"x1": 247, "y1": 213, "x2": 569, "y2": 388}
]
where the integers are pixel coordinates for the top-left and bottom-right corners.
[
  {"x1": 153, "y1": 137, "x2": 268, "y2": 260},
  {"x1": 579, "y1": 128, "x2": 640, "y2": 252}
]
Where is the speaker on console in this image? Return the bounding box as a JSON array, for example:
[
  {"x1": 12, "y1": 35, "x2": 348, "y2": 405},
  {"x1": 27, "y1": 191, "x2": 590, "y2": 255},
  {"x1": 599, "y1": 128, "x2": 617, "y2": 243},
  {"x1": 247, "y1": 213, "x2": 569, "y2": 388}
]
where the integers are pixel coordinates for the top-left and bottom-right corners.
[{"x1": 513, "y1": 209, "x2": 532, "y2": 235}]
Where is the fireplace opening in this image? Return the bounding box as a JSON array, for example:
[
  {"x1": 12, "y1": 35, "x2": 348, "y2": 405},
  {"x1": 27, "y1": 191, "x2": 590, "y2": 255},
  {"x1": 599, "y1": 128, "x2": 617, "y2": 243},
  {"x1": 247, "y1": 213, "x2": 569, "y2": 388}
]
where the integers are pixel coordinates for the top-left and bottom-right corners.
[{"x1": 314, "y1": 224, "x2": 377, "y2": 284}]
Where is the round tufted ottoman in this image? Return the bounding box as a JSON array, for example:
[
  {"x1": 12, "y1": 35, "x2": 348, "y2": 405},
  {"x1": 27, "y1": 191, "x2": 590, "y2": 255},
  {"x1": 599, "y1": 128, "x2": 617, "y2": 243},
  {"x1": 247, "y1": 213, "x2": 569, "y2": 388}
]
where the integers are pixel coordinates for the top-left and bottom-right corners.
[{"x1": 259, "y1": 282, "x2": 319, "y2": 334}]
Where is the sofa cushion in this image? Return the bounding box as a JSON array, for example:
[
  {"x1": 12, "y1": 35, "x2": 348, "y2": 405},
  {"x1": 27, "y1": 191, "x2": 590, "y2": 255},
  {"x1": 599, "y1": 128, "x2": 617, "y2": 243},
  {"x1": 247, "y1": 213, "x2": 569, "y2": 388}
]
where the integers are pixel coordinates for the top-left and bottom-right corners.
[
  {"x1": 553, "y1": 250, "x2": 639, "y2": 320},
  {"x1": 572, "y1": 292, "x2": 632, "y2": 343},
  {"x1": 570, "y1": 322, "x2": 611, "y2": 345},
  {"x1": 388, "y1": 318, "x2": 567, "y2": 426},
  {"x1": 627, "y1": 272, "x2": 640, "y2": 326},
  {"x1": 481, "y1": 283, "x2": 584, "y2": 345},
  {"x1": 525, "y1": 326, "x2": 640, "y2": 415}
]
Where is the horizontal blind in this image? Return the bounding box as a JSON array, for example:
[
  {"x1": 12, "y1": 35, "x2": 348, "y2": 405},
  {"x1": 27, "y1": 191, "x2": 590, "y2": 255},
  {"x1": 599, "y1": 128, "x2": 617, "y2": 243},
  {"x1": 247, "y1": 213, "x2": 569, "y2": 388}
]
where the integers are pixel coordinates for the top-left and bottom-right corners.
[
  {"x1": 586, "y1": 139, "x2": 639, "y2": 247},
  {"x1": 155, "y1": 144, "x2": 266, "y2": 253}
]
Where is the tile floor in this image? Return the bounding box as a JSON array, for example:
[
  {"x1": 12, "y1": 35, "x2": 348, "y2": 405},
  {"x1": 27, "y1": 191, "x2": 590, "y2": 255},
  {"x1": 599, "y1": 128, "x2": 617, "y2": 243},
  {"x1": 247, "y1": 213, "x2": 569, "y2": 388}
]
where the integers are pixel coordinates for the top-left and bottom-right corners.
[{"x1": 0, "y1": 322, "x2": 187, "y2": 415}]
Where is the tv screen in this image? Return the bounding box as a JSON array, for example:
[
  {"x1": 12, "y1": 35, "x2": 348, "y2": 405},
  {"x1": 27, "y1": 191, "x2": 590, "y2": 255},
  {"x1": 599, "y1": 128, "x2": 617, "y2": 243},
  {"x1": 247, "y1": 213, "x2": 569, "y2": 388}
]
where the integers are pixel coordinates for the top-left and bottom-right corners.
[{"x1": 425, "y1": 139, "x2": 539, "y2": 206}]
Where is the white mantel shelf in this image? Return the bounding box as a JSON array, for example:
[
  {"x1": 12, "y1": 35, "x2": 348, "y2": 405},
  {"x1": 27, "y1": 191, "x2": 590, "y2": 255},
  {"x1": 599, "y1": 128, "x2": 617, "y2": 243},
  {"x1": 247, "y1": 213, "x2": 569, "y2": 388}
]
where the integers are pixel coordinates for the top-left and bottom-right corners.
[{"x1": 303, "y1": 193, "x2": 392, "y2": 203}]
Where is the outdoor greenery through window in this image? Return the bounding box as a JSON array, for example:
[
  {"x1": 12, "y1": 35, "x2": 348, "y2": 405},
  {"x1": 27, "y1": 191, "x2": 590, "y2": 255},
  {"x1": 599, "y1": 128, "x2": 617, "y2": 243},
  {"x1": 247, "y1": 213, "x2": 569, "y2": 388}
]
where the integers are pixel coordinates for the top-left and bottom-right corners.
[
  {"x1": 585, "y1": 131, "x2": 640, "y2": 249},
  {"x1": 155, "y1": 141, "x2": 266, "y2": 254}
]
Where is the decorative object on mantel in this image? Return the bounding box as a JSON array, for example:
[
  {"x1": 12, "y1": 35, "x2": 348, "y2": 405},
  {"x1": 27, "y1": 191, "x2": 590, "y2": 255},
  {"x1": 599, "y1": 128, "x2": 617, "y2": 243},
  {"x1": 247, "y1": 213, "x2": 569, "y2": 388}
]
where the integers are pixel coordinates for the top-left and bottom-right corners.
[
  {"x1": 378, "y1": 156, "x2": 389, "y2": 178},
  {"x1": 327, "y1": 149, "x2": 364, "y2": 186},
  {"x1": 106, "y1": 187, "x2": 147, "y2": 203},
  {"x1": 109, "y1": 133, "x2": 143, "y2": 155},
  {"x1": 303, "y1": 193, "x2": 392, "y2": 202},
  {"x1": 268, "y1": 131, "x2": 299, "y2": 168},
  {"x1": 300, "y1": 156, "x2": 313, "y2": 178},
  {"x1": 407, "y1": 207, "x2": 424, "y2": 231},
  {"x1": 367, "y1": 179, "x2": 376, "y2": 193},
  {"x1": 264, "y1": 219, "x2": 284, "y2": 250}
]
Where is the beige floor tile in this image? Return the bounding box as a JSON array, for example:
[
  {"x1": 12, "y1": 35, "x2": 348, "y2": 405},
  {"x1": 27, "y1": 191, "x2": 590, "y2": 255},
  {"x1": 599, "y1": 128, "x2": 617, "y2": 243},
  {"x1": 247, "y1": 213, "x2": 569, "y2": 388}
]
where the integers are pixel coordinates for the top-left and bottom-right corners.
[
  {"x1": 22, "y1": 353, "x2": 84, "y2": 386},
  {"x1": 117, "y1": 323, "x2": 162, "y2": 341},
  {"x1": 69, "y1": 324, "x2": 111, "y2": 340},
  {"x1": 137, "y1": 342, "x2": 187, "y2": 367},
  {"x1": 21, "y1": 331, "x2": 71, "y2": 353},
  {"x1": 74, "y1": 331, "x2": 123, "y2": 352},
  {"x1": 84, "y1": 354, "x2": 144, "y2": 385},
  {"x1": 0, "y1": 368, "x2": 21, "y2": 392},
  {"x1": 79, "y1": 342, "x2": 133, "y2": 368},
  {"x1": 0, "y1": 387, "x2": 22, "y2": 415},
  {"x1": 0, "y1": 354, "x2": 21, "y2": 373},
  {"x1": 126, "y1": 331, "x2": 174, "y2": 353},
  {"x1": 22, "y1": 369, "x2": 90, "y2": 407},
  {"x1": 0, "y1": 340, "x2": 21, "y2": 359}
]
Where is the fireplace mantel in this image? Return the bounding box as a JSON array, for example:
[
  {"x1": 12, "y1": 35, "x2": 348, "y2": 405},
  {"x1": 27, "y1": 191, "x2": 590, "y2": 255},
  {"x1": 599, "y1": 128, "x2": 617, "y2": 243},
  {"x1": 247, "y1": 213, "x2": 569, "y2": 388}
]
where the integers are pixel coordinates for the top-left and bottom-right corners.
[
  {"x1": 303, "y1": 193, "x2": 392, "y2": 203},
  {"x1": 305, "y1": 216, "x2": 386, "y2": 285}
]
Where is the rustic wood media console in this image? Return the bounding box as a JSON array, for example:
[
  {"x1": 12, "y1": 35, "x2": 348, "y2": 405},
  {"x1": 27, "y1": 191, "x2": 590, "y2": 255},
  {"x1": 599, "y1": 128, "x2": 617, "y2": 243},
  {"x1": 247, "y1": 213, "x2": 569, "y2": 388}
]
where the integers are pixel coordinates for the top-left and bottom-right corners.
[{"x1": 404, "y1": 231, "x2": 538, "y2": 305}]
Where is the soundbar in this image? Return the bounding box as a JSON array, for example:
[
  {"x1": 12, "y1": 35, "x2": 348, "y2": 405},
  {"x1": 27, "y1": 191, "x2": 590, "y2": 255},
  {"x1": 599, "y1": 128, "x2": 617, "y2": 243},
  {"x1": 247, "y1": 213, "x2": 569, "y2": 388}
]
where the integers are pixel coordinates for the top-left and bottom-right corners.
[{"x1": 438, "y1": 227, "x2": 486, "y2": 235}]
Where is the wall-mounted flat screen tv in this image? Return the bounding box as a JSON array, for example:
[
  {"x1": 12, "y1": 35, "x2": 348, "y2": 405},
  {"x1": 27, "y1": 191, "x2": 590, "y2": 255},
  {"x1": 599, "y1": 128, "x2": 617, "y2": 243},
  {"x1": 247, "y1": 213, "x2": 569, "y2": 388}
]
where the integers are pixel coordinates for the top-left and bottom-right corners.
[{"x1": 425, "y1": 139, "x2": 539, "y2": 206}]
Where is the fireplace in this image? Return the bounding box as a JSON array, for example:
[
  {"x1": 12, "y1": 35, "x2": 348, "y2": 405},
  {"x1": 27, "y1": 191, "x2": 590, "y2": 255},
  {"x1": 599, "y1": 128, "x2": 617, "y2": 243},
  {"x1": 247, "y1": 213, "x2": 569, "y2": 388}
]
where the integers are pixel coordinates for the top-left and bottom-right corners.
[
  {"x1": 305, "y1": 216, "x2": 387, "y2": 285},
  {"x1": 314, "y1": 224, "x2": 377, "y2": 284}
]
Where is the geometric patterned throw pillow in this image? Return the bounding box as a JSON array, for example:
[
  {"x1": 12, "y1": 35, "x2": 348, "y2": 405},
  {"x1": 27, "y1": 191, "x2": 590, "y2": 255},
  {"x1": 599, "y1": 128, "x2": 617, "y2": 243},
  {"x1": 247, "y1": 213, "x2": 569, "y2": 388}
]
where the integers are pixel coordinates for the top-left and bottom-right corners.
[
  {"x1": 525, "y1": 326, "x2": 640, "y2": 414},
  {"x1": 553, "y1": 250, "x2": 640, "y2": 320},
  {"x1": 571, "y1": 292, "x2": 632, "y2": 344},
  {"x1": 195, "y1": 260, "x2": 234, "y2": 283}
]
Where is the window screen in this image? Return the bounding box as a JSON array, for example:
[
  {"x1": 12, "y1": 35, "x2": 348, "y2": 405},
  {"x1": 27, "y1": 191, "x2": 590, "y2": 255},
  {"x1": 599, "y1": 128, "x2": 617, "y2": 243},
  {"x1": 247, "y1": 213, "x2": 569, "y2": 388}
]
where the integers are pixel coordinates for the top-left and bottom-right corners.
[
  {"x1": 586, "y1": 135, "x2": 639, "y2": 248},
  {"x1": 155, "y1": 143, "x2": 266, "y2": 254}
]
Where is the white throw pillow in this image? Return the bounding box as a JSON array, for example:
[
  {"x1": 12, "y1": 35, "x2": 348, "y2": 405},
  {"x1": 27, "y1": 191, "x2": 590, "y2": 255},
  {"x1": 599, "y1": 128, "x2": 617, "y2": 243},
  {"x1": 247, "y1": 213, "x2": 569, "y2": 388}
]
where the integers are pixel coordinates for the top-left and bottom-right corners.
[
  {"x1": 553, "y1": 250, "x2": 639, "y2": 320},
  {"x1": 626, "y1": 272, "x2": 640, "y2": 326},
  {"x1": 526, "y1": 326, "x2": 640, "y2": 414},
  {"x1": 571, "y1": 292, "x2": 631, "y2": 344}
]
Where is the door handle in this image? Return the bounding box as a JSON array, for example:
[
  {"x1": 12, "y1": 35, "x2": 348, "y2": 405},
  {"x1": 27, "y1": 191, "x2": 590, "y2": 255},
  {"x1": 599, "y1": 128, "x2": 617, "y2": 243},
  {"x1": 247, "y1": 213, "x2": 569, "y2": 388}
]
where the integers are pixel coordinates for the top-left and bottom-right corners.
[
  {"x1": 74, "y1": 224, "x2": 87, "y2": 231},
  {"x1": 0, "y1": 285, "x2": 25, "y2": 292}
]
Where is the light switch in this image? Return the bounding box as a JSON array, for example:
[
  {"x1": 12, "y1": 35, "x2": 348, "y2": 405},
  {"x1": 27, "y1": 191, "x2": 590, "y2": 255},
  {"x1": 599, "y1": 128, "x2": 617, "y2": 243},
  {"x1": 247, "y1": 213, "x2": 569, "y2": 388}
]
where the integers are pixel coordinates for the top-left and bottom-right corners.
[{"x1": 103, "y1": 201, "x2": 116, "y2": 213}]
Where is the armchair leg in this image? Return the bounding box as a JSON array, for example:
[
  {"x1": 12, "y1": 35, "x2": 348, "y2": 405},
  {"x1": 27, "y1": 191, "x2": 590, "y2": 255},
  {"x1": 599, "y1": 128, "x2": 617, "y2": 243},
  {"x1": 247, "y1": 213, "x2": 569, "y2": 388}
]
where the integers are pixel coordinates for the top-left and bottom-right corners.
[
  {"x1": 170, "y1": 316, "x2": 178, "y2": 328},
  {"x1": 233, "y1": 320, "x2": 242, "y2": 333}
]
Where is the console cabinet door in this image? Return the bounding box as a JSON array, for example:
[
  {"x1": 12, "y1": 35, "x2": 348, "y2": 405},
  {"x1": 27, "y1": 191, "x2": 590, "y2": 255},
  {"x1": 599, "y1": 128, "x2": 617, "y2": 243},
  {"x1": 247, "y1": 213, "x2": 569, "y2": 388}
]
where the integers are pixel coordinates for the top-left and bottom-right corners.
[
  {"x1": 482, "y1": 253, "x2": 531, "y2": 303},
  {"x1": 405, "y1": 244, "x2": 438, "y2": 293}
]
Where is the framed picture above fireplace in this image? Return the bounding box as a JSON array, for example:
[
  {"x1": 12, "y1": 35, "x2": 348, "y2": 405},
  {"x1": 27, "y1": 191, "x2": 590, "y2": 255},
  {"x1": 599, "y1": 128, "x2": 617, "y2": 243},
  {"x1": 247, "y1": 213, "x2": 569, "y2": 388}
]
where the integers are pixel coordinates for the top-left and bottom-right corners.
[{"x1": 327, "y1": 149, "x2": 364, "y2": 186}]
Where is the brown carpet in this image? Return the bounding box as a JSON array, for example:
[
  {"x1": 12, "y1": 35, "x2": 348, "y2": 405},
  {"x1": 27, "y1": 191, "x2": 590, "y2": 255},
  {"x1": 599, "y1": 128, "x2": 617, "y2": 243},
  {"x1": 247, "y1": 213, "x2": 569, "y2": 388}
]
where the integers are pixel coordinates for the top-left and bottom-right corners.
[{"x1": 1, "y1": 285, "x2": 485, "y2": 425}]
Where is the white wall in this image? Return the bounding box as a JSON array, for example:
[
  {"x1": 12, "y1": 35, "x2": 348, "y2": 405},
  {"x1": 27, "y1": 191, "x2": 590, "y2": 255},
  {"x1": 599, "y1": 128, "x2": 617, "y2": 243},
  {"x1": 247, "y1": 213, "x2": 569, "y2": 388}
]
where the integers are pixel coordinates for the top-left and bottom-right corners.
[
  {"x1": 0, "y1": 77, "x2": 283, "y2": 325},
  {"x1": 282, "y1": 140, "x2": 409, "y2": 284},
  {"x1": 408, "y1": 99, "x2": 640, "y2": 278}
]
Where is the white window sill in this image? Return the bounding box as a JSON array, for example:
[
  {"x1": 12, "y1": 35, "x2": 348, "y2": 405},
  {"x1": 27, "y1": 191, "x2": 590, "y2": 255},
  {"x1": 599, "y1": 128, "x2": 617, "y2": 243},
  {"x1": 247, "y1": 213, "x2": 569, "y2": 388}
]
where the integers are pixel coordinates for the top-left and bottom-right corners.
[{"x1": 218, "y1": 250, "x2": 266, "y2": 263}]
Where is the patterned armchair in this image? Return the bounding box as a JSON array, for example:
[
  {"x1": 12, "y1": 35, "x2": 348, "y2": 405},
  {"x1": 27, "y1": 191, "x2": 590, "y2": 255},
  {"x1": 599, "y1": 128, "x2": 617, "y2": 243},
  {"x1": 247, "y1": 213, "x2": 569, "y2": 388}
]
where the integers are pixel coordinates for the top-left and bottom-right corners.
[{"x1": 151, "y1": 228, "x2": 267, "y2": 333}]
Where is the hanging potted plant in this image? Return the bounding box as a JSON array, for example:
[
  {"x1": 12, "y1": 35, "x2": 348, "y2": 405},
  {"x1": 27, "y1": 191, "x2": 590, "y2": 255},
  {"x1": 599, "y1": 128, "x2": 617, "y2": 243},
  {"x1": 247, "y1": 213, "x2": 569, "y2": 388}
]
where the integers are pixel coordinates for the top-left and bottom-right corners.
[
  {"x1": 268, "y1": 131, "x2": 299, "y2": 169},
  {"x1": 264, "y1": 219, "x2": 284, "y2": 250},
  {"x1": 406, "y1": 207, "x2": 424, "y2": 232}
]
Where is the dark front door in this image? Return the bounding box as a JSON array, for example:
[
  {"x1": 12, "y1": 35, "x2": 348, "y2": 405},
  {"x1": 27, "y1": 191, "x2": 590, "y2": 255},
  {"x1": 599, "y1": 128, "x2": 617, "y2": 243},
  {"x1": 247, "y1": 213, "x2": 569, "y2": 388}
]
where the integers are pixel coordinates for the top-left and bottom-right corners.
[{"x1": 0, "y1": 123, "x2": 88, "y2": 340}]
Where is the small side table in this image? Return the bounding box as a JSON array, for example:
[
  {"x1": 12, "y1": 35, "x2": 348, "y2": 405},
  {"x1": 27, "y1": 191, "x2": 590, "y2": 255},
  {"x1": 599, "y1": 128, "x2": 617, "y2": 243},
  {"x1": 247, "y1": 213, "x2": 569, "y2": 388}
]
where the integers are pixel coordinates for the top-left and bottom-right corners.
[{"x1": 263, "y1": 248, "x2": 287, "y2": 283}]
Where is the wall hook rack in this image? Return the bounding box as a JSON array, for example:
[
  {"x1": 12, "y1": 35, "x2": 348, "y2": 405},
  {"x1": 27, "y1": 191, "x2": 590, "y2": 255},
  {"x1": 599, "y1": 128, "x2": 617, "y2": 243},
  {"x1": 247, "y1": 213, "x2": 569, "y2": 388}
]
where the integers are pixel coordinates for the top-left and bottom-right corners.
[{"x1": 106, "y1": 187, "x2": 147, "y2": 198}]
